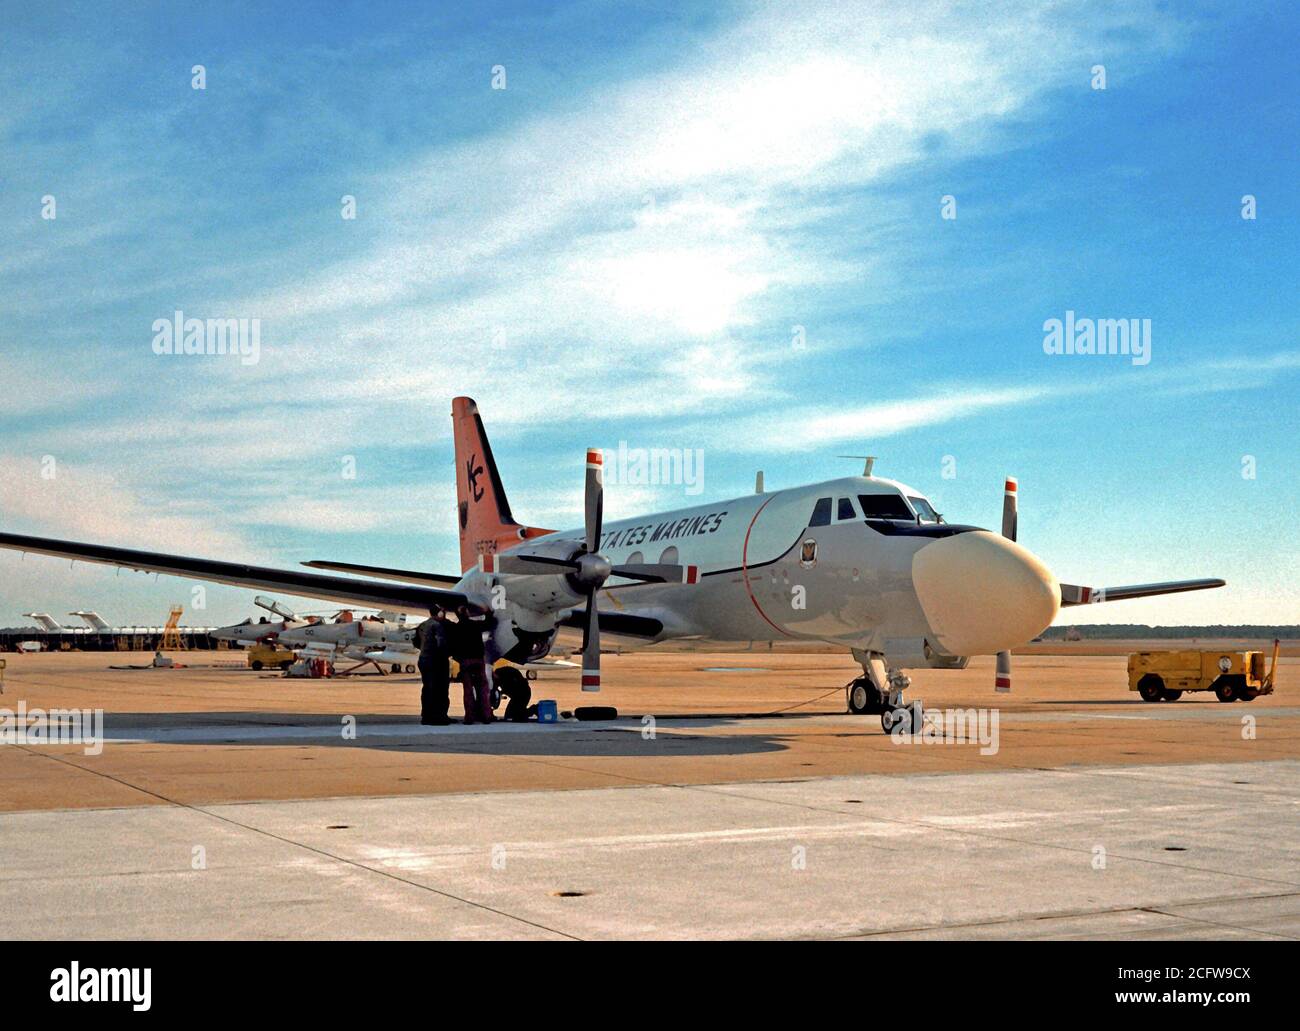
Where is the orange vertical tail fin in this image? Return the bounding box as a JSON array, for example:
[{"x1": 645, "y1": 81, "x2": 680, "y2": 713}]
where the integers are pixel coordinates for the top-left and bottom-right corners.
[{"x1": 451, "y1": 397, "x2": 552, "y2": 572}]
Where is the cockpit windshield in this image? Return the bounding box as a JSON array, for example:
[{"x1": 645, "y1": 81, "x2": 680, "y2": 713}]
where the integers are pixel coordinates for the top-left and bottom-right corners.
[
  {"x1": 858, "y1": 494, "x2": 914, "y2": 520},
  {"x1": 908, "y1": 496, "x2": 943, "y2": 524}
]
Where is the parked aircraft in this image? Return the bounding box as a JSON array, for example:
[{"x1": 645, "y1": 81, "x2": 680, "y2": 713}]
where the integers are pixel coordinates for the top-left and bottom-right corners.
[
  {"x1": 68, "y1": 610, "x2": 112, "y2": 631},
  {"x1": 22, "y1": 613, "x2": 67, "y2": 632},
  {"x1": 0, "y1": 397, "x2": 1223, "y2": 728}
]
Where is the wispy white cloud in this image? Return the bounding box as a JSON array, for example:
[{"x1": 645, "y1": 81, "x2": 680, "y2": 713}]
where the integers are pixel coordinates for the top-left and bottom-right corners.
[
  {"x1": 205, "y1": 0, "x2": 1186, "y2": 426},
  {"x1": 0, "y1": 454, "x2": 260, "y2": 557},
  {"x1": 696, "y1": 385, "x2": 1050, "y2": 453}
]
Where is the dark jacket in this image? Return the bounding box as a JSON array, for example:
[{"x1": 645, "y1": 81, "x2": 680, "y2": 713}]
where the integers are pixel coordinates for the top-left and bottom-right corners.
[
  {"x1": 414, "y1": 616, "x2": 448, "y2": 657},
  {"x1": 445, "y1": 614, "x2": 490, "y2": 663}
]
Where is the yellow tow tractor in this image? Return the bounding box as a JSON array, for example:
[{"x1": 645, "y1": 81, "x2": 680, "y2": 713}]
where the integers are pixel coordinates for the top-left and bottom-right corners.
[
  {"x1": 246, "y1": 643, "x2": 296, "y2": 671},
  {"x1": 1128, "y1": 640, "x2": 1281, "y2": 703}
]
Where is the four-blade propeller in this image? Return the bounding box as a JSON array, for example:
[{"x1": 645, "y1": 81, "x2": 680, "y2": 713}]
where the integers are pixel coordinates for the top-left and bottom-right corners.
[{"x1": 482, "y1": 449, "x2": 696, "y2": 692}]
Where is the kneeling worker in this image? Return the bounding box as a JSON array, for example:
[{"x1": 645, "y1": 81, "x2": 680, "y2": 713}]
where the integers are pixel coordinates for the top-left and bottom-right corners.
[{"x1": 414, "y1": 613, "x2": 452, "y2": 726}]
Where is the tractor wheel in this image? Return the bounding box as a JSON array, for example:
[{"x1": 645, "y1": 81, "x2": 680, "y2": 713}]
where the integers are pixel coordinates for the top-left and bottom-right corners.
[{"x1": 1137, "y1": 674, "x2": 1164, "y2": 702}]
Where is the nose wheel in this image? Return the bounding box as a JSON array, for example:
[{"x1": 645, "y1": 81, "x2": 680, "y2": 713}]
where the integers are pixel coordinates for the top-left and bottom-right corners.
[
  {"x1": 880, "y1": 704, "x2": 921, "y2": 734},
  {"x1": 847, "y1": 650, "x2": 918, "y2": 733}
]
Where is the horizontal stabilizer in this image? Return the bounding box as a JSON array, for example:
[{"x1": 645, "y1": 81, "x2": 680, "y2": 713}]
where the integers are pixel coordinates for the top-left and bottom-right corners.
[{"x1": 1060, "y1": 578, "x2": 1225, "y2": 606}]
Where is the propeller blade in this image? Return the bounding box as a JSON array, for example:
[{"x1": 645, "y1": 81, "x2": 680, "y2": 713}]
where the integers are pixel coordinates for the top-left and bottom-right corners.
[
  {"x1": 580, "y1": 591, "x2": 601, "y2": 692},
  {"x1": 995, "y1": 650, "x2": 1012, "y2": 692},
  {"x1": 608, "y1": 562, "x2": 699, "y2": 584},
  {"x1": 1001, "y1": 477, "x2": 1018, "y2": 542},
  {"x1": 493, "y1": 553, "x2": 581, "y2": 576},
  {"x1": 996, "y1": 477, "x2": 1017, "y2": 692},
  {"x1": 585, "y1": 449, "x2": 603, "y2": 555}
]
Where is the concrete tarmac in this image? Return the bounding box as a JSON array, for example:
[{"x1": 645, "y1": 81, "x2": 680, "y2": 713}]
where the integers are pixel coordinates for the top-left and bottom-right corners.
[{"x1": 1, "y1": 649, "x2": 1296, "y2": 939}]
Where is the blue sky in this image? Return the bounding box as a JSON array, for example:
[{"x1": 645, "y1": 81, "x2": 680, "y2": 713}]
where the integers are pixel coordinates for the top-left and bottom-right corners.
[{"x1": 0, "y1": 0, "x2": 1296, "y2": 627}]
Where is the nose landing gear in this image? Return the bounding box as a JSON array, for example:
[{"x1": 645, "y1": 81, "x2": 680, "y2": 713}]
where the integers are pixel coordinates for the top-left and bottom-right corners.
[{"x1": 847, "y1": 650, "x2": 921, "y2": 733}]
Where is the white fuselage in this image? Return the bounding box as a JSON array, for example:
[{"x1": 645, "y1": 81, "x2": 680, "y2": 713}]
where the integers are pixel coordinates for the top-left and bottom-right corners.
[
  {"x1": 210, "y1": 617, "x2": 311, "y2": 645},
  {"x1": 456, "y1": 475, "x2": 1061, "y2": 668},
  {"x1": 278, "y1": 619, "x2": 413, "y2": 651}
]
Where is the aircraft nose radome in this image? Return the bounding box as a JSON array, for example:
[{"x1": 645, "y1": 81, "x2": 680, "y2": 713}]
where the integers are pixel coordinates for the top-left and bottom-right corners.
[{"x1": 912, "y1": 530, "x2": 1059, "y2": 656}]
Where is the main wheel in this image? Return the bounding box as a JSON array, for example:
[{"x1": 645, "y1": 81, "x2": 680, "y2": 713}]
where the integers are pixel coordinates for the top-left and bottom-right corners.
[
  {"x1": 1137, "y1": 674, "x2": 1164, "y2": 702},
  {"x1": 1214, "y1": 679, "x2": 1237, "y2": 703},
  {"x1": 251, "y1": 660, "x2": 264, "y2": 671},
  {"x1": 848, "y1": 679, "x2": 881, "y2": 714}
]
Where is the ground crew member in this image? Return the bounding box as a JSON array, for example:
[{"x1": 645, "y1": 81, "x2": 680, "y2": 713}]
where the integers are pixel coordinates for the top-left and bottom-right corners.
[
  {"x1": 447, "y1": 605, "x2": 494, "y2": 724},
  {"x1": 493, "y1": 665, "x2": 532, "y2": 722},
  {"x1": 413, "y1": 614, "x2": 452, "y2": 726}
]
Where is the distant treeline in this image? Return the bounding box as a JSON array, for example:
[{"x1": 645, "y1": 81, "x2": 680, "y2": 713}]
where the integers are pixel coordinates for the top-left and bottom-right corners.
[{"x1": 1044, "y1": 625, "x2": 1300, "y2": 640}]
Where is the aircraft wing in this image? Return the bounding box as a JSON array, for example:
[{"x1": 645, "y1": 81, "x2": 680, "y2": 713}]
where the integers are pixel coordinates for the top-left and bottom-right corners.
[
  {"x1": 558, "y1": 609, "x2": 663, "y2": 638},
  {"x1": 302, "y1": 559, "x2": 461, "y2": 587},
  {"x1": 1059, "y1": 578, "x2": 1225, "y2": 606},
  {"x1": 0, "y1": 532, "x2": 474, "y2": 615}
]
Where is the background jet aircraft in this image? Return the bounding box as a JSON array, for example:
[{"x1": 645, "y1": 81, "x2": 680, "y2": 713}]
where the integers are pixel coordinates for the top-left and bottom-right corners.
[
  {"x1": 69, "y1": 610, "x2": 112, "y2": 632},
  {"x1": 210, "y1": 596, "x2": 316, "y2": 645},
  {"x1": 0, "y1": 396, "x2": 1223, "y2": 726},
  {"x1": 22, "y1": 613, "x2": 67, "y2": 632}
]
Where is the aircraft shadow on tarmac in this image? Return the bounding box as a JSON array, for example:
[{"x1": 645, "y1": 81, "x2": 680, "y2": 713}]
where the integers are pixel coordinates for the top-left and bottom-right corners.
[
  {"x1": 1027, "y1": 698, "x2": 1241, "y2": 706},
  {"x1": 90, "y1": 711, "x2": 812, "y2": 758}
]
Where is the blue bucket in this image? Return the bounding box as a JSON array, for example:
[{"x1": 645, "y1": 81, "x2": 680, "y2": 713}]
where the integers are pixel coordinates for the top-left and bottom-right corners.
[{"x1": 536, "y1": 699, "x2": 559, "y2": 723}]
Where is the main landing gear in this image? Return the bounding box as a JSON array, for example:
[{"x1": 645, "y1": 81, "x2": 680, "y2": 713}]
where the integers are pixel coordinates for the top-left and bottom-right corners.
[{"x1": 847, "y1": 649, "x2": 922, "y2": 734}]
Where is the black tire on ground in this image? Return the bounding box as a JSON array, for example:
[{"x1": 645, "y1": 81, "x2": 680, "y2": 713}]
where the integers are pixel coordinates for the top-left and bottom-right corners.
[
  {"x1": 405, "y1": 664, "x2": 416, "y2": 674},
  {"x1": 1137, "y1": 674, "x2": 1164, "y2": 702},
  {"x1": 1238, "y1": 690, "x2": 1257, "y2": 702},
  {"x1": 1160, "y1": 689, "x2": 1182, "y2": 702},
  {"x1": 848, "y1": 679, "x2": 872, "y2": 714},
  {"x1": 574, "y1": 705, "x2": 618, "y2": 722},
  {"x1": 251, "y1": 660, "x2": 264, "y2": 671},
  {"x1": 1215, "y1": 678, "x2": 1238, "y2": 703},
  {"x1": 881, "y1": 707, "x2": 910, "y2": 734}
]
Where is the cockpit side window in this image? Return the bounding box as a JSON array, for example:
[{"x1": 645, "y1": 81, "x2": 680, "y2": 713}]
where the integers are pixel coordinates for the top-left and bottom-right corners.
[
  {"x1": 810, "y1": 497, "x2": 832, "y2": 527},
  {"x1": 857, "y1": 493, "x2": 914, "y2": 520},
  {"x1": 837, "y1": 497, "x2": 856, "y2": 521},
  {"x1": 908, "y1": 496, "x2": 942, "y2": 523}
]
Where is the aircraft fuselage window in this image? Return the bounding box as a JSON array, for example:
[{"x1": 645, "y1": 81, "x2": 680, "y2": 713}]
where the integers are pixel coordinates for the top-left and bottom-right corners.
[
  {"x1": 810, "y1": 497, "x2": 832, "y2": 527},
  {"x1": 837, "y1": 497, "x2": 856, "y2": 521},
  {"x1": 857, "y1": 493, "x2": 914, "y2": 520},
  {"x1": 908, "y1": 497, "x2": 942, "y2": 523}
]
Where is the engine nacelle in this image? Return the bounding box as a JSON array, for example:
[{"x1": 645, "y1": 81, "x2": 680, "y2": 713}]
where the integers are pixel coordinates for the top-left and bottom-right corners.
[{"x1": 493, "y1": 538, "x2": 587, "y2": 615}]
